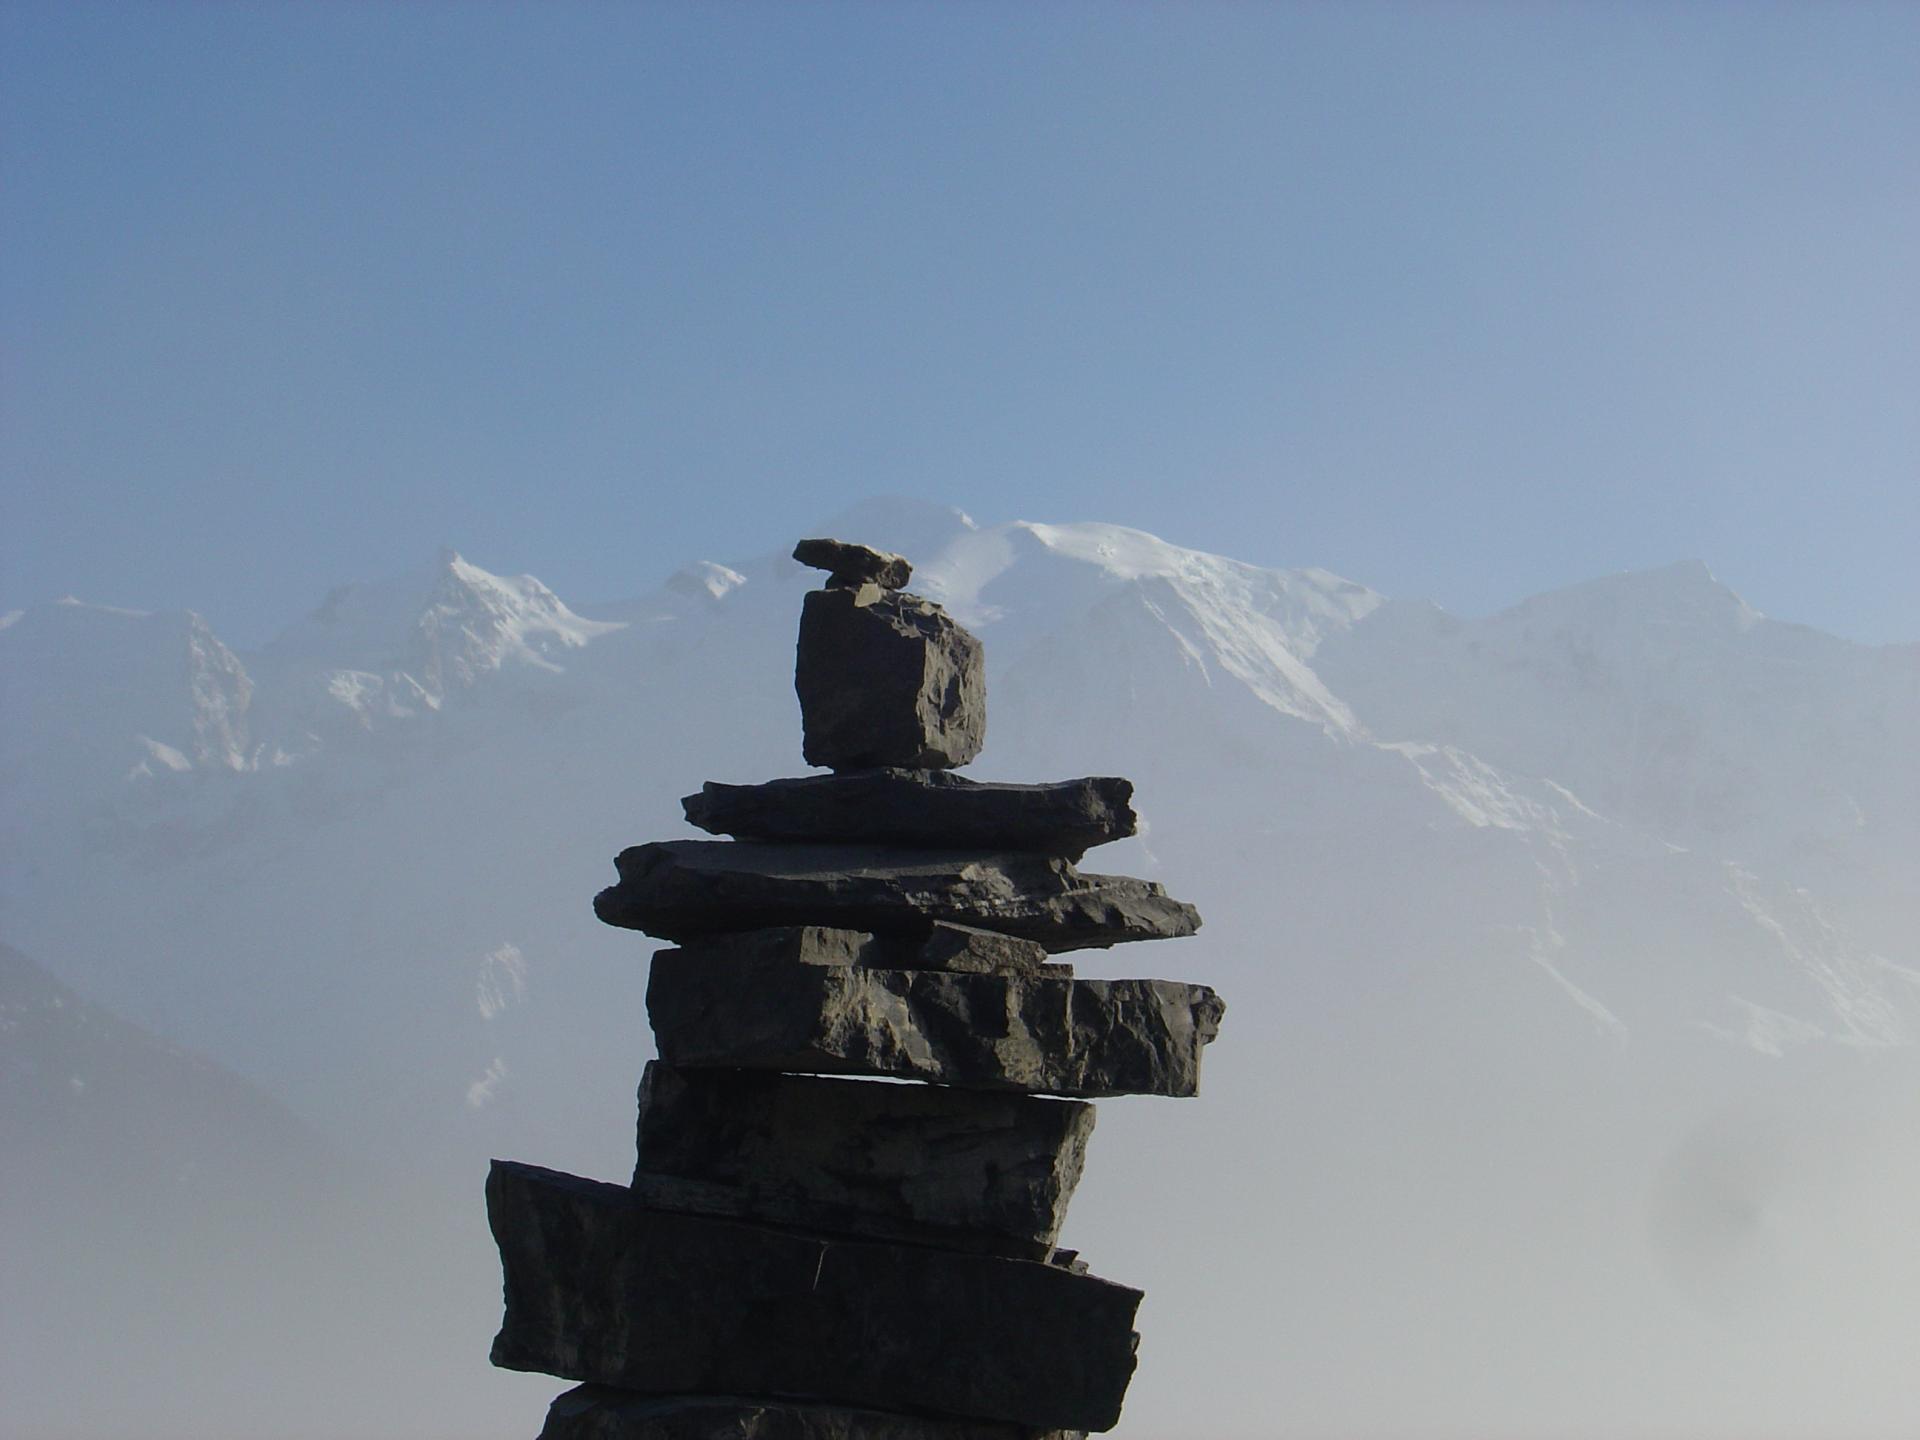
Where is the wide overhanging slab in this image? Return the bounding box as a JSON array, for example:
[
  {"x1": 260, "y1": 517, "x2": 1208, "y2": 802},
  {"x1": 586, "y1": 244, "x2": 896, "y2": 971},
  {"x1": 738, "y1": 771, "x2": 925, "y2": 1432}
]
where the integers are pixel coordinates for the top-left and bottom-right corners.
[
  {"x1": 488, "y1": 1161, "x2": 1141, "y2": 1433},
  {"x1": 594, "y1": 840, "x2": 1200, "y2": 953},
  {"x1": 646, "y1": 953, "x2": 1224, "y2": 1098},
  {"x1": 682, "y1": 769, "x2": 1137, "y2": 859}
]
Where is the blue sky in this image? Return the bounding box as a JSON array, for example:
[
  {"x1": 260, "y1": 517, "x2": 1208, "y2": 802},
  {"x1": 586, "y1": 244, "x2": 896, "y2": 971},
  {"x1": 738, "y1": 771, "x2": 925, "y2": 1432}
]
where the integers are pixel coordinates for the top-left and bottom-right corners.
[{"x1": 4, "y1": 1, "x2": 1915, "y2": 647}]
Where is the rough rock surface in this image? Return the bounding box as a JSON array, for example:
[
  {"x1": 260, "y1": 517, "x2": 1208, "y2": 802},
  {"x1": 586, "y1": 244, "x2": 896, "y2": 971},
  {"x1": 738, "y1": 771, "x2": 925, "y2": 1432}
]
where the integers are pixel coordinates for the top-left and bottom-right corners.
[
  {"x1": 795, "y1": 587, "x2": 985, "y2": 770},
  {"x1": 670, "y1": 926, "x2": 880, "y2": 968},
  {"x1": 633, "y1": 1062, "x2": 1092, "y2": 1257},
  {"x1": 912, "y1": 922, "x2": 1061, "y2": 974},
  {"x1": 682, "y1": 770, "x2": 1136, "y2": 858},
  {"x1": 594, "y1": 841, "x2": 1200, "y2": 954},
  {"x1": 668, "y1": 923, "x2": 1067, "y2": 977},
  {"x1": 792, "y1": 538, "x2": 912, "y2": 591},
  {"x1": 539, "y1": 1386, "x2": 1086, "y2": 1440},
  {"x1": 488, "y1": 1162, "x2": 1141, "y2": 1433},
  {"x1": 646, "y1": 953, "x2": 1225, "y2": 1098}
]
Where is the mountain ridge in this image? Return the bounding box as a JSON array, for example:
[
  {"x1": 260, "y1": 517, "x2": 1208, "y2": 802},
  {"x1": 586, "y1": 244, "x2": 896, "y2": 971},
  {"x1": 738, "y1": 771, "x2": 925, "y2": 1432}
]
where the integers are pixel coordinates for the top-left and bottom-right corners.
[{"x1": 5, "y1": 504, "x2": 1919, "y2": 1439}]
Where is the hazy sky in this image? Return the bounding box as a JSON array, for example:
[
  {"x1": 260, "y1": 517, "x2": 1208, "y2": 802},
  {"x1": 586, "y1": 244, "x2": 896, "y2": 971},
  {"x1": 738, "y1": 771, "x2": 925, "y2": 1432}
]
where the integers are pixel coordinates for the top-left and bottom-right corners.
[{"x1": 4, "y1": 1, "x2": 1915, "y2": 648}]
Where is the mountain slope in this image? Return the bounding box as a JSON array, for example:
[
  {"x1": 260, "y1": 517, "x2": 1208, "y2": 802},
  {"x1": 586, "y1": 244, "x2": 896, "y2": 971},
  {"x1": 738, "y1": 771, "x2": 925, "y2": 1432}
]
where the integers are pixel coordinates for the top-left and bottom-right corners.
[{"x1": 2, "y1": 506, "x2": 1917, "y2": 1440}]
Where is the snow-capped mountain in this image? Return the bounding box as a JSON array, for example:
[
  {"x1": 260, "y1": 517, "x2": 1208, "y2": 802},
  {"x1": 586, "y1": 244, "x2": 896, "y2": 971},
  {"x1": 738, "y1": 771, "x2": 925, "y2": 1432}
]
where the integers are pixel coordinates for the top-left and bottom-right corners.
[
  {"x1": 1316, "y1": 559, "x2": 1920, "y2": 867},
  {"x1": 254, "y1": 548, "x2": 625, "y2": 742},
  {"x1": 6, "y1": 502, "x2": 1918, "y2": 1440}
]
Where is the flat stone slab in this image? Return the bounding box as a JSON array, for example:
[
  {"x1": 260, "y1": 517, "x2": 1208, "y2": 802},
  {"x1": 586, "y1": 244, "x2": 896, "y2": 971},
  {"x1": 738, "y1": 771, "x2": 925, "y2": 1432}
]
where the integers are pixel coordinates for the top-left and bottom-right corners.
[
  {"x1": 646, "y1": 953, "x2": 1225, "y2": 1098},
  {"x1": 682, "y1": 770, "x2": 1136, "y2": 859},
  {"x1": 539, "y1": 1386, "x2": 1085, "y2": 1440},
  {"x1": 488, "y1": 1162, "x2": 1141, "y2": 1434},
  {"x1": 796, "y1": 587, "x2": 985, "y2": 770},
  {"x1": 792, "y1": 538, "x2": 912, "y2": 591},
  {"x1": 670, "y1": 923, "x2": 1069, "y2": 977},
  {"x1": 594, "y1": 841, "x2": 1200, "y2": 954},
  {"x1": 633, "y1": 1062, "x2": 1092, "y2": 1257}
]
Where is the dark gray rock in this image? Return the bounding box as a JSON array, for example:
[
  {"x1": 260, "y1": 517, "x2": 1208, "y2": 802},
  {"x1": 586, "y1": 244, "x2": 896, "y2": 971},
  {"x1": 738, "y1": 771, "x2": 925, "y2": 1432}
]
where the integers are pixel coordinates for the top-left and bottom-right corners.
[
  {"x1": 539, "y1": 1386, "x2": 1085, "y2": 1440},
  {"x1": 915, "y1": 922, "x2": 1059, "y2": 974},
  {"x1": 633, "y1": 1063, "x2": 1092, "y2": 1258},
  {"x1": 796, "y1": 587, "x2": 985, "y2": 771},
  {"x1": 682, "y1": 770, "x2": 1136, "y2": 859},
  {"x1": 668, "y1": 923, "x2": 1068, "y2": 977},
  {"x1": 646, "y1": 953, "x2": 1225, "y2": 1098},
  {"x1": 792, "y1": 538, "x2": 912, "y2": 591},
  {"x1": 488, "y1": 1161, "x2": 1141, "y2": 1433},
  {"x1": 594, "y1": 841, "x2": 1200, "y2": 954},
  {"x1": 672, "y1": 925, "x2": 880, "y2": 968}
]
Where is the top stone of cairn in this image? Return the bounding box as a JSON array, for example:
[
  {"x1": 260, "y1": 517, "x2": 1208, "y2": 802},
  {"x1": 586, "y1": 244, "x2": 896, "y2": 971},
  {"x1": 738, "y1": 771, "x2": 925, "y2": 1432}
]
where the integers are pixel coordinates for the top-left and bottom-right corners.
[
  {"x1": 794, "y1": 539, "x2": 986, "y2": 771},
  {"x1": 793, "y1": 537, "x2": 913, "y2": 591}
]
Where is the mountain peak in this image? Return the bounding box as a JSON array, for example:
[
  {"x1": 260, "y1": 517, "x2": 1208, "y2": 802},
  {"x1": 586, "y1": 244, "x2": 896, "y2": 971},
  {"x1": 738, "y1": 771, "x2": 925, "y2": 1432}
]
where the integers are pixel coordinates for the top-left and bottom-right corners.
[
  {"x1": 808, "y1": 497, "x2": 978, "y2": 569},
  {"x1": 1498, "y1": 558, "x2": 1764, "y2": 635}
]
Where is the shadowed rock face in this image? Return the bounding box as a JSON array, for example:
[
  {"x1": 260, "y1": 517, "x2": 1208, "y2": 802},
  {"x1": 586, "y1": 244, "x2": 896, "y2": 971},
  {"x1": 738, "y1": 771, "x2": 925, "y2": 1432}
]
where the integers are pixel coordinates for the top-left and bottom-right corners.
[
  {"x1": 594, "y1": 841, "x2": 1201, "y2": 953},
  {"x1": 633, "y1": 1062, "x2": 1092, "y2": 1257},
  {"x1": 682, "y1": 770, "x2": 1136, "y2": 859},
  {"x1": 646, "y1": 953, "x2": 1224, "y2": 1098},
  {"x1": 537, "y1": 1386, "x2": 1087, "y2": 1440},
  {"x1": 796, "y1": 587, "x2": 986, "y2": 770},
  {"x1": 488, "y1": 1162, "x2": 1141, "y2": 1434}
]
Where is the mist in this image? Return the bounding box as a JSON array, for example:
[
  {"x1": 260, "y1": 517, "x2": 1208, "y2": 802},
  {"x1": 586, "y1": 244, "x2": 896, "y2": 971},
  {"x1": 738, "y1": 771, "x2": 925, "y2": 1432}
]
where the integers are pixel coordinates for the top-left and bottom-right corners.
[{"x1": 4, "y1": 512, "x2": 1917, "y2": 1438}]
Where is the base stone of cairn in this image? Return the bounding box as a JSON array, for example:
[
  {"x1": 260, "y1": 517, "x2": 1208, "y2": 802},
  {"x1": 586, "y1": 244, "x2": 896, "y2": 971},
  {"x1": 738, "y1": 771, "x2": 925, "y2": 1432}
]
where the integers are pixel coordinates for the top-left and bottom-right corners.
[
  {"x1": 488, "y1": 538, "x2": 1225, "y2": 1438},
  {"x1": 538, "y1": 1387, "x2": 1087, "y2": 1440}
]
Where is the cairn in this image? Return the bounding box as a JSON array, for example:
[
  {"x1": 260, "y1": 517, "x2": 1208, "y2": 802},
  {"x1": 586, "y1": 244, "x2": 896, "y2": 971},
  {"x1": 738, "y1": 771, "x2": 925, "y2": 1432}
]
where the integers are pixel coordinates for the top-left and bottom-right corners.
[{"x1": 487, "y1": 538, "x2": 1226, "y2": 1439}]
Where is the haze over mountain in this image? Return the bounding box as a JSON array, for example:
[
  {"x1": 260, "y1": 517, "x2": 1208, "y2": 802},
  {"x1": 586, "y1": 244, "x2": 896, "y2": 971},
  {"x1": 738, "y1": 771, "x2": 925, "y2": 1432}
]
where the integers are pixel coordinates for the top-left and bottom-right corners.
[{"x1": 5, "y1": 499, "x2": 1917, "y2": 1440}]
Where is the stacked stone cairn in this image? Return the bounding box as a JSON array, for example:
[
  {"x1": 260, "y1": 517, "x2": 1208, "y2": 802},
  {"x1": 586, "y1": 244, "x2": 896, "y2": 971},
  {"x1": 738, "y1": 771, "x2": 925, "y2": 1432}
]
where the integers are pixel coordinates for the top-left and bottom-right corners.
[{"x1": 487, "y1": 538, "x2": 1226, "y2": 1440}]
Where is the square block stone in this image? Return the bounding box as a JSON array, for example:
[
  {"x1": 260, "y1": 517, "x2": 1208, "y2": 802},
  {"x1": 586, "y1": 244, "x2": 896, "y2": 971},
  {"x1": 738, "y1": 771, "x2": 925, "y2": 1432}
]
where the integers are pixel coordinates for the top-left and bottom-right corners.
[
  {"x1": 795, "y1": 587, "x2": 985, "y2": 770},
  {"x1": 633, "y1": 1062, "x2": 1093, "y2": 1258}
]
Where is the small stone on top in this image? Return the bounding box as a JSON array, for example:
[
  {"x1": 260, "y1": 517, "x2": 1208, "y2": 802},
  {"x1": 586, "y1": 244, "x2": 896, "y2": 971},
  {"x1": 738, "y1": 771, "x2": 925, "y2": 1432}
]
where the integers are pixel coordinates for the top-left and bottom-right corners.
[{"x1": 793, "y1": 538, "x2": 912, "y2": 591}]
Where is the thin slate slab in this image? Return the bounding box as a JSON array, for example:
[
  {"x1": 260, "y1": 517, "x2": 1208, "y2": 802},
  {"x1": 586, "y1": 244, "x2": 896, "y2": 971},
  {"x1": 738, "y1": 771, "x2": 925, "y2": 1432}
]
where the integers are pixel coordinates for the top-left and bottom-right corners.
[
  {"x1": 796, "y1": 587, "x2": 985, "y2": 770},
  {"x1": 669, "y1": 923, "x2": 1069, "y2": 977},
  {"x1": 488, "y1": 1161, "x2": 1141, "y2": 1434},
  {"x1": 646, "y1": 952, "x2": 1225, "y2": 1099},
  {"x1": 633, "y1": 1062, "x2": 1093, "y2": 1258},
  {"x1": 682, "y1": 770, "x2": 1136, "y2": 859},
  {"x1": 593, "y1": 841, "x2": 1200, "y2": 954},
  {"x1": 538, "y1": 1386, "x2": 1086, "y2": 1440}
]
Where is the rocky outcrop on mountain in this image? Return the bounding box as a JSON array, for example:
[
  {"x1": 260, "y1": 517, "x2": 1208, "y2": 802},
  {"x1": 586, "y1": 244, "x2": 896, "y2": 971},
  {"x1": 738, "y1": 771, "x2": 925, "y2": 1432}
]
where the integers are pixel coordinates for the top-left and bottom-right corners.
[{"x1": 488, "y1": 540, "x2": 1222, "y2": 1436}]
